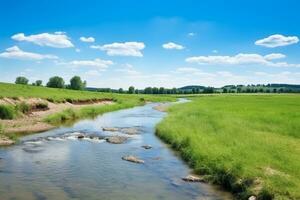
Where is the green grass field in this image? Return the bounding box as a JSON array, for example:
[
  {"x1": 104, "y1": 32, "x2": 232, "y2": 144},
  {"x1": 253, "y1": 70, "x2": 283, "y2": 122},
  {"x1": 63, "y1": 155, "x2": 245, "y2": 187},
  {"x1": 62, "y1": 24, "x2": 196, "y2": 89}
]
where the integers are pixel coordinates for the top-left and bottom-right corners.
[
  {"x1": 0, "y1": 82, "x2": 173, "y2": 103},
  {"x1": 156, "y1": 95, "x2": 300, "y2": 200},
  {"x1": 0, "y1": 82, "x2": 174, "y2": 132}
]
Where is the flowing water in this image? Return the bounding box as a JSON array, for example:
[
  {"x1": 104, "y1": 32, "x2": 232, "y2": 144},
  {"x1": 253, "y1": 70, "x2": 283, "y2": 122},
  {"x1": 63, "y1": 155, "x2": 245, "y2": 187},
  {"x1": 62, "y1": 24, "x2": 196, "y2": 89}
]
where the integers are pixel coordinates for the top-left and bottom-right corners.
[{"x1": 0, "y1": 102, "x2": 232, "y2": 200}]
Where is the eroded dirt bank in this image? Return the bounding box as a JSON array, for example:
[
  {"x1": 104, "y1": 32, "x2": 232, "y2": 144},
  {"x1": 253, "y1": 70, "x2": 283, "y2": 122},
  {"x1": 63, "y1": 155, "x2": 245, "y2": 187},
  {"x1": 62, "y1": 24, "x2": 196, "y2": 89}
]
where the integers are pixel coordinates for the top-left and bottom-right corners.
[{"x1": 0, "y1": 98, "x2": 113, "y2": 145}]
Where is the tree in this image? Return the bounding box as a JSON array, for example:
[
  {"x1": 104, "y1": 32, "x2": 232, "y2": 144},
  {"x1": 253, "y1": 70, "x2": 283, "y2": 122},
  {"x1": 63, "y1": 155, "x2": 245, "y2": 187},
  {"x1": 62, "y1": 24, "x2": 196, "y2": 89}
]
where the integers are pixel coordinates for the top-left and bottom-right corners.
[
  {"x1": 35, "y1": 80, "x2": 43, "y2": 86},
  {"x1": 15, "y1": 76, "x2": 29, "y2": 85},
  {"x1": 46, "y1": 76, "x2": 65, "y2": 88},
  {"x1": 128, "y1": 86, "x2": 135, "y2": 94},
  {"x1": 144, "y1": 87, "x2": 153, "y2": 94},
  {"x1": 159, "y1": 87, "x2": 165, "y2": 94},
  {"x1": 70, "y1": 76, "x2": 86, "y2": 90},
  {"x1": 118, "y1": 88, "x2": 124, "y2": 93}
]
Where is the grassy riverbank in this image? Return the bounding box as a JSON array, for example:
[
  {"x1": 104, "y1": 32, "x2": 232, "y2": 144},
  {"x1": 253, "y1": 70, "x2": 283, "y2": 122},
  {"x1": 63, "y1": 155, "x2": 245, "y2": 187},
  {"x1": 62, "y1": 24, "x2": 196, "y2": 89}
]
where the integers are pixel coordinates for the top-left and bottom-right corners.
[
  {"x1": 156, "y1": 95, "x2": 300, "y2": 199},
  {"x1": 0, "y1": 82, "x2": 174, "y2": 138}
]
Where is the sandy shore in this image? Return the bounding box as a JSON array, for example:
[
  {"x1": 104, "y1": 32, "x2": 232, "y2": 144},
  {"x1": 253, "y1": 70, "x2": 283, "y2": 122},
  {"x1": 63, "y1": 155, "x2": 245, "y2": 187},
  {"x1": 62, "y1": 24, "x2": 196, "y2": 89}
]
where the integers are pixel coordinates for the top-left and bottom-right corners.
[{"x1": 0, "y1": 99, "x2": 113, "y2": 145}]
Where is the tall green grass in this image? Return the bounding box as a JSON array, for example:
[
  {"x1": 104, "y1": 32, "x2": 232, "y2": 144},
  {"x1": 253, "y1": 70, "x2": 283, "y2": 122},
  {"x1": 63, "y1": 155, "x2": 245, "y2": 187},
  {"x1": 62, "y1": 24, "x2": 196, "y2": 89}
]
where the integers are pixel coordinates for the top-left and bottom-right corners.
[
  {"x1": 0, "y1": 105, "x2": 16, "y2": 119},
  {"x1": 156, "y1": 95, "x2": 300, "y2": 200},
  {"x1": 44, "y1": 98, "x2": 145, "y2": 125}
]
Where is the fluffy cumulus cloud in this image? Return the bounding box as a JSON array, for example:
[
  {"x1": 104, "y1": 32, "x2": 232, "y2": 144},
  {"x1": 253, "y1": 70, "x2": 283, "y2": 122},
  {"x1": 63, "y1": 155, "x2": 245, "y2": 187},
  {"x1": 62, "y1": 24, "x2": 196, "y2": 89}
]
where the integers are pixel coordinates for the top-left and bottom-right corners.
[
  {"x1": 0, "y1": 46, "x2": 58, "y2": 60},
  {"x1": 162, "y1": 42, "x2": 184, "y2": 50},
  {"x1": 65, "y1": 58, "x2": 113, "y2": 70},
  {"x1": 264, "y1": 53, "x2": 286, "y2": 60},
  {"x1": 91, "y1": 42, "x2": 145, "y2": 57},
  {"x1": 11, "y1": 32, "x2": 74, "y2": 48},
  {"x1": 255, "y1": 34, "x2": 299, "y2": 48},
  {"x1": 186, "y1": 53, "x2": 300, "y2": 67},
  {"x1": 80, "y1": 36, "x2": 95, "y2": 43}
]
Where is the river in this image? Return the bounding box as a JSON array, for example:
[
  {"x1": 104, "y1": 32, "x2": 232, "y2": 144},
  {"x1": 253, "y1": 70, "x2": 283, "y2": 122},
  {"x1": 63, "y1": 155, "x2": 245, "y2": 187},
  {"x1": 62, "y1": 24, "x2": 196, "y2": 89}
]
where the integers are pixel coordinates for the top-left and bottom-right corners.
[{"x1": 0, "y1": 102, "x2": 232, "y2": 200}]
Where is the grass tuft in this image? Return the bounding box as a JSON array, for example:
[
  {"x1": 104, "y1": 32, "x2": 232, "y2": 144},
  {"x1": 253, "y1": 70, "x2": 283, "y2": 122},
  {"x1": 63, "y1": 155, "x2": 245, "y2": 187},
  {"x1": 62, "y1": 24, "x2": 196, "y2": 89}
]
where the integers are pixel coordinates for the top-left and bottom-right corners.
[{"x1": 0, "y1": 104, "x2": 16, "y2": 119}]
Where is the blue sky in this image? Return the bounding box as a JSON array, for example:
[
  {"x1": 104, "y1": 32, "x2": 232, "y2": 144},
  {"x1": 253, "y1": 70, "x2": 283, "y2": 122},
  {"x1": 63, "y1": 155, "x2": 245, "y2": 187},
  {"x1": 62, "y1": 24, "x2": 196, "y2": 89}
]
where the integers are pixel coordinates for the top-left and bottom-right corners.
[{"x1": 0, "y1": 0, "x2": 300, "y2": 88}]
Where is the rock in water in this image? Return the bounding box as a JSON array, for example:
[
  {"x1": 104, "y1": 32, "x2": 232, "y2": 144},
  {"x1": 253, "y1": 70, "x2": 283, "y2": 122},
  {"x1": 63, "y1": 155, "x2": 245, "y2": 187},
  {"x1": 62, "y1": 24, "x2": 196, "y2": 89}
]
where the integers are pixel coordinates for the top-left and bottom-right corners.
[
  {"x1": 102, "y1": 127, "x2": 119, "y2": 132},
  {"x1": 248, "y1": 196, "x2": 256, "y2": 200},
  {"x1": 106, "y1": 136, "x2": 127, "y2": 144},
  {"x1": 121, "y1": 127, "x2": 139, "y2": 135},
  {"x1": 141, "y1": 145, "x2": 152, "y2": 149},
  {"x1": 122, "y1": 155, "x2": 144, "y2": 164},
  {"x1": 77, "y1": 134, "x2": 84, "y2": 139},
  {"x1": 182, "y1": 175, "x2": 204, "y2": 182}
]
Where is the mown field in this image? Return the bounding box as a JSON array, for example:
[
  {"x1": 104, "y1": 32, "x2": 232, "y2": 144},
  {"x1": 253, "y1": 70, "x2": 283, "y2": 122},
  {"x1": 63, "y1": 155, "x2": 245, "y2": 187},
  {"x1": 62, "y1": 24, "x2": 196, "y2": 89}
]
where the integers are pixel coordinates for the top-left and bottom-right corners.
[{"x1": 156, "y1": 95, "x2": 300, "y2": 200}]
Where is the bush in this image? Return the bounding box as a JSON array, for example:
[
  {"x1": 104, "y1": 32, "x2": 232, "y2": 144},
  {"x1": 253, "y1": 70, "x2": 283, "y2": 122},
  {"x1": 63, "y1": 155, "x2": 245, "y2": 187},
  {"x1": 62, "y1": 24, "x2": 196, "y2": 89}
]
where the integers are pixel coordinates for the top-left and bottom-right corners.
[
  {"x1": 16, "y1": 102, "x2": 31, "y2": 114},
  {"x1": 0, "y1": 105, "x2": 15, "y2": 119}
]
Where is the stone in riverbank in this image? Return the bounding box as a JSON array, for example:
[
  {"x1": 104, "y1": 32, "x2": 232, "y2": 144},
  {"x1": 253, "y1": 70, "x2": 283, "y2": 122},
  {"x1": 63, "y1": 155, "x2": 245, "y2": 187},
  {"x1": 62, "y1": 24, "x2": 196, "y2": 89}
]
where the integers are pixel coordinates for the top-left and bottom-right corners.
[
  {"x1": 182, "y1": 175, "x2": 204, "y2": 182},
  {"x1": 122, "y1": 155, "x2": 144, "y2": 164},
  {"x1": 0, "y1": 136, "x2": 15, "y2": 146},
  {"x1": 106, "y1": 136, "x2": 127, "y2": 144}
]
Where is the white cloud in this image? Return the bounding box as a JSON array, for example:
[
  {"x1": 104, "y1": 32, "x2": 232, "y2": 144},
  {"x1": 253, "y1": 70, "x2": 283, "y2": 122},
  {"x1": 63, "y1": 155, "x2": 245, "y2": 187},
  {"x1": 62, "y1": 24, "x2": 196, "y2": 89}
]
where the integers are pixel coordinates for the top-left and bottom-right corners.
[
  {"x1": 0, "y1": 46, "x2": 58, "y2": 60},
  {"x1": 162, "y1": 42, "x2": 184, "y2": 50},
  {"x1": 212, "y1": 50, "x2": 218, "y2": 53},
  {"x1": 264, "y1": 53, "x2": 286, "y2": 60},
  {"x1": 255, "y1": 34, "x2": 299, "y2": 48},
  {"x1": 80, "y1": 36, "x2": 95, "y2": 43},
  {"x1": 91, "y1": 42, "x2": 145, "y2": 57},
  {"x1": 11, "y1": 32, "x2": 74, "y2": 48},
  {"x1": 75, "y1": 48, "x2": 81, "y2": 53},
  {"x1": 62, "y1": 58, "x2": 113, "y2": 70},
  {"x1": 186, "y1": 53, "x2": 300, "y2": 68}
]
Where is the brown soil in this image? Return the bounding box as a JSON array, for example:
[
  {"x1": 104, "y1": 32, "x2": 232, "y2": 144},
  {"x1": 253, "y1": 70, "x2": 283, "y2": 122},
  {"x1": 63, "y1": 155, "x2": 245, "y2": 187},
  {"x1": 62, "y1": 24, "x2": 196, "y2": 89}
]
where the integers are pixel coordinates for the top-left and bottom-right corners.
[
  {"x1": 0, "y1": 98, "x2": 114, "y2": 144},
  {"x1": 153, "y1": 103, "x2": 170, "y2": 112}
]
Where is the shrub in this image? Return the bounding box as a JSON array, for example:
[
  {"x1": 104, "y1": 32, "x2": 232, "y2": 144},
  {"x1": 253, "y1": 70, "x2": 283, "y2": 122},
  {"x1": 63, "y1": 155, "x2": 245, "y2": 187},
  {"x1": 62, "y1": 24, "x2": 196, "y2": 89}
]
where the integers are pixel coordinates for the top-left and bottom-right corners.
[
  {"x1": 0, "y1": 105, "x2": 15, "y2": 119},
  {"x1": 16, "y1": 102, "x2": 31, "y2": 114}
]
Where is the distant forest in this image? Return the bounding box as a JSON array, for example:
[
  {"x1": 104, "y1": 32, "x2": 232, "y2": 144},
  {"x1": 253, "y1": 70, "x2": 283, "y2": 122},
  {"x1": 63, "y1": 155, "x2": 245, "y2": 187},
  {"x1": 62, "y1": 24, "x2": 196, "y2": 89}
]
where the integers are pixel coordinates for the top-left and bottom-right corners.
[
  {"x1": 88, "y1": 84, "x2": 300, "y2": 94},
  {"x1": 13, "y1": 76, "x2": 300, "y2": 94}
]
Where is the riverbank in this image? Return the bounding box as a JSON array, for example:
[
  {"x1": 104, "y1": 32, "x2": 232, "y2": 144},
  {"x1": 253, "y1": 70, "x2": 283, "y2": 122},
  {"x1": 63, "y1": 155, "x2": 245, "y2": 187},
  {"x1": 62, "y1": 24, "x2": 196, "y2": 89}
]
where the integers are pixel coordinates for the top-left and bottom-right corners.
[
  {"x1": 156, "y1": 95, "x2": 300, "y2": 200},
  {"x1": 0, "y1": 82, "x2": 174, "y2": 144}
]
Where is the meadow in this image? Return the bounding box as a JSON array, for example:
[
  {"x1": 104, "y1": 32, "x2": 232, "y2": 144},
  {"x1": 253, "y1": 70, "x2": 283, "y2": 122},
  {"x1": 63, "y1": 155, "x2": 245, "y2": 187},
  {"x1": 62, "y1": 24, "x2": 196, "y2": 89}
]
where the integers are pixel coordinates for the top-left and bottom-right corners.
[
  {"x1": 0, "y1": 82, "x2": 174, "y2": 133},
  {"x1": 156, "y1": 95, "x2": 300, "y2": 199},
  {"x1": 0, "y1": 82, "x2": 173, "y2": 103}
]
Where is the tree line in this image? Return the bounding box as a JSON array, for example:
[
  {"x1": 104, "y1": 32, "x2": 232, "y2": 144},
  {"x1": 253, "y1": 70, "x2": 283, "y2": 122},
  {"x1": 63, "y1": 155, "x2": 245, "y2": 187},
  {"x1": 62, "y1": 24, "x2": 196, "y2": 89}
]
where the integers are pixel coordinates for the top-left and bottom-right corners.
[
  {"x1": 15, "y1": 76, "x2": 86, "y2": 90},
  {"x1": 14, "y1": 76, "x2": 300, "y2": 94}
]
